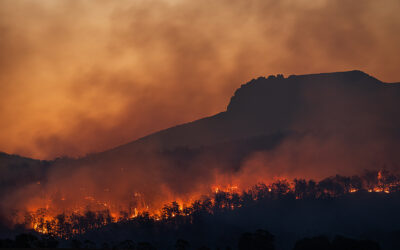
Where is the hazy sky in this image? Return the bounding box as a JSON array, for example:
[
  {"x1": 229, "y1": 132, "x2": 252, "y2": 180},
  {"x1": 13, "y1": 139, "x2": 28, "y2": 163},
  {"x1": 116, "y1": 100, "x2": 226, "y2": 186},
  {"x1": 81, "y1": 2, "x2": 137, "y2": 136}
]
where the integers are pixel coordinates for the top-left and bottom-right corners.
[{"x1": 1, "y1": 0, "x2": 399, "y2": 159}]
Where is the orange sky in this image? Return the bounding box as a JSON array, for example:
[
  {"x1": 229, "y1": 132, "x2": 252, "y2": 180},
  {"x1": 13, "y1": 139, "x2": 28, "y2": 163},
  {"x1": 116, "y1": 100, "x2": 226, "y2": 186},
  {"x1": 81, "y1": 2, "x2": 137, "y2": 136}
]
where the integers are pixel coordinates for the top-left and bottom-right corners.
[{"x1": 0, "y1": 0, "x2": 399, "y2": 159}]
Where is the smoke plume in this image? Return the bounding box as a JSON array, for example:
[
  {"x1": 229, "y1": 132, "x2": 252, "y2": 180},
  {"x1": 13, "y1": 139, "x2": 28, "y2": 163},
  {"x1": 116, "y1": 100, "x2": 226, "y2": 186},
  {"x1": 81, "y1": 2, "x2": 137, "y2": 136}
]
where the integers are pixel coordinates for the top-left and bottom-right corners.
[{"x1": 0, "y1": 0, "x2": 399, "y2": 159}]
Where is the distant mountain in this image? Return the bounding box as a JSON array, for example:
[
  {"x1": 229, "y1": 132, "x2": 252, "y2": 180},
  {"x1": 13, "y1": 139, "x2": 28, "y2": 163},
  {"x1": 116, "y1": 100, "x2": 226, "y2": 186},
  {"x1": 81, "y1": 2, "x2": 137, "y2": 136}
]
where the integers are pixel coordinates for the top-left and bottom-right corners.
[
  {"x1": 0, "y1": 152, "x2": 49, "y2": 195},
  {"x1": 2, "y1": 70, "x2": 400, "y2": 196},
  {"x1": 90, "y1": 70, "x2": 400, "y2": 159}
]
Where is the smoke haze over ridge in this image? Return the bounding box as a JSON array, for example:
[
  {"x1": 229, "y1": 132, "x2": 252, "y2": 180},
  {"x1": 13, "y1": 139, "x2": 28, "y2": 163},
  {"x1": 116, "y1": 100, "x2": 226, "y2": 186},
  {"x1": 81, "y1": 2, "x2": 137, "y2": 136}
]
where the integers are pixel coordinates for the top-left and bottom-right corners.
[
  {"x1": 2, "y1": 70, "x2": 400, "y2": 223},
  {"x1": 0, "y1": 0, "x2": 399, "y2": 159}
]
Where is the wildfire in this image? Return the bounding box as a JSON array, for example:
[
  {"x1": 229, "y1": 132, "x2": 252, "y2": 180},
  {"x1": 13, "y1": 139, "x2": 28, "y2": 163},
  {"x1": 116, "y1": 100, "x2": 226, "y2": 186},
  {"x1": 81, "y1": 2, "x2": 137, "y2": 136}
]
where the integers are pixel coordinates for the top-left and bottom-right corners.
[
  {"x1": 213, "y1": 185, "x2": 239, "y2": 194},
  {"x1": 130, "y1": 208, "x2": 138, "y2": 219},
  {"x1": 33, "y1": 219, "x2": 51, "y2": 234},
  {"x1": 11, "y1": 169, "x2": 399, "y2": 237}
]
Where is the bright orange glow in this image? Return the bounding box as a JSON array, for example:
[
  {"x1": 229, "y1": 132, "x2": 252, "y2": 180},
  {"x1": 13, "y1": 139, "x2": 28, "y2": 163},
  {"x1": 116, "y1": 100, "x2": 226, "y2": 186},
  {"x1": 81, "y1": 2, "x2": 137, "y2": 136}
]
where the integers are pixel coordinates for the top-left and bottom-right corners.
[{"x1": 10, "y1": 169, "x2": 396, "y2": 237}]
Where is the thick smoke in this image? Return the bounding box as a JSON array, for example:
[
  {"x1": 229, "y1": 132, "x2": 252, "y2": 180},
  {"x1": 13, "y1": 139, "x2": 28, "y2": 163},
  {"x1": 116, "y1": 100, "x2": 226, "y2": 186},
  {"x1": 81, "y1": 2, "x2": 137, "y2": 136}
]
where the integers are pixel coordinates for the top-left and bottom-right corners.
[
  {"x1": 3, "y1": 73, "x2": 400, "y2": 223},
  {"x1": 0, "y1": 0, "x2": 399, "y2": 159},
  {"x1": 1, "y1": 0, "x2": 400, "y2": 227}
]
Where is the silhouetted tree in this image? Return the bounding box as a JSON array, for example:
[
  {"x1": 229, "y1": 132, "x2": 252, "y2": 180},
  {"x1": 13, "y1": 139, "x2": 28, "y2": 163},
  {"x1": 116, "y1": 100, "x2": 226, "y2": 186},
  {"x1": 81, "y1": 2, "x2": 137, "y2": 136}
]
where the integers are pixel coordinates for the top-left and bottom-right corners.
[
  {"x1": 318, "y1": 178, "x2": 344, "y2": 198},
  {"x1": 214, "y1": 191, "x2": 229, "y2": 211},
  {"x1": 251, "y1": 183, "x2": 270, "y2": 200},
  {"x1": 334, "y1": 175, "x2": 352, "y2": 193},
  {"x1": 294, "y1": 179, "x2": 307, "y2": 199},
  {"x1": 271, "y1": 180, "x2": 290, "y2": 198},
  {"x1": 350, "y1": 175, "x2": 363, "y2": 191},
  {"x1": 363, "y1": 170, "x2": 379, "y2": 191},
  {"x1": 162, "y1": 201, "x2": 181, "y2": 219}
]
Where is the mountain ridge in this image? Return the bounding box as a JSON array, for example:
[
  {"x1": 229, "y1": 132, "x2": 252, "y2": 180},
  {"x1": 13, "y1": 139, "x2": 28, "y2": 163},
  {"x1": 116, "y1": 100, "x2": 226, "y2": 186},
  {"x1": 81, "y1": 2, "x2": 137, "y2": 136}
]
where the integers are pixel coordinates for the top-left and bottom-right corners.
[
  {"x1": 1, "y1": 70, "x2": 399, "y2": 163},
  {"x1": 2, "y1": 69, "x2": 400, "y2": 213},
  {"x1": 93, "y1": 70, "x2": 399, "y2": 160}
]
